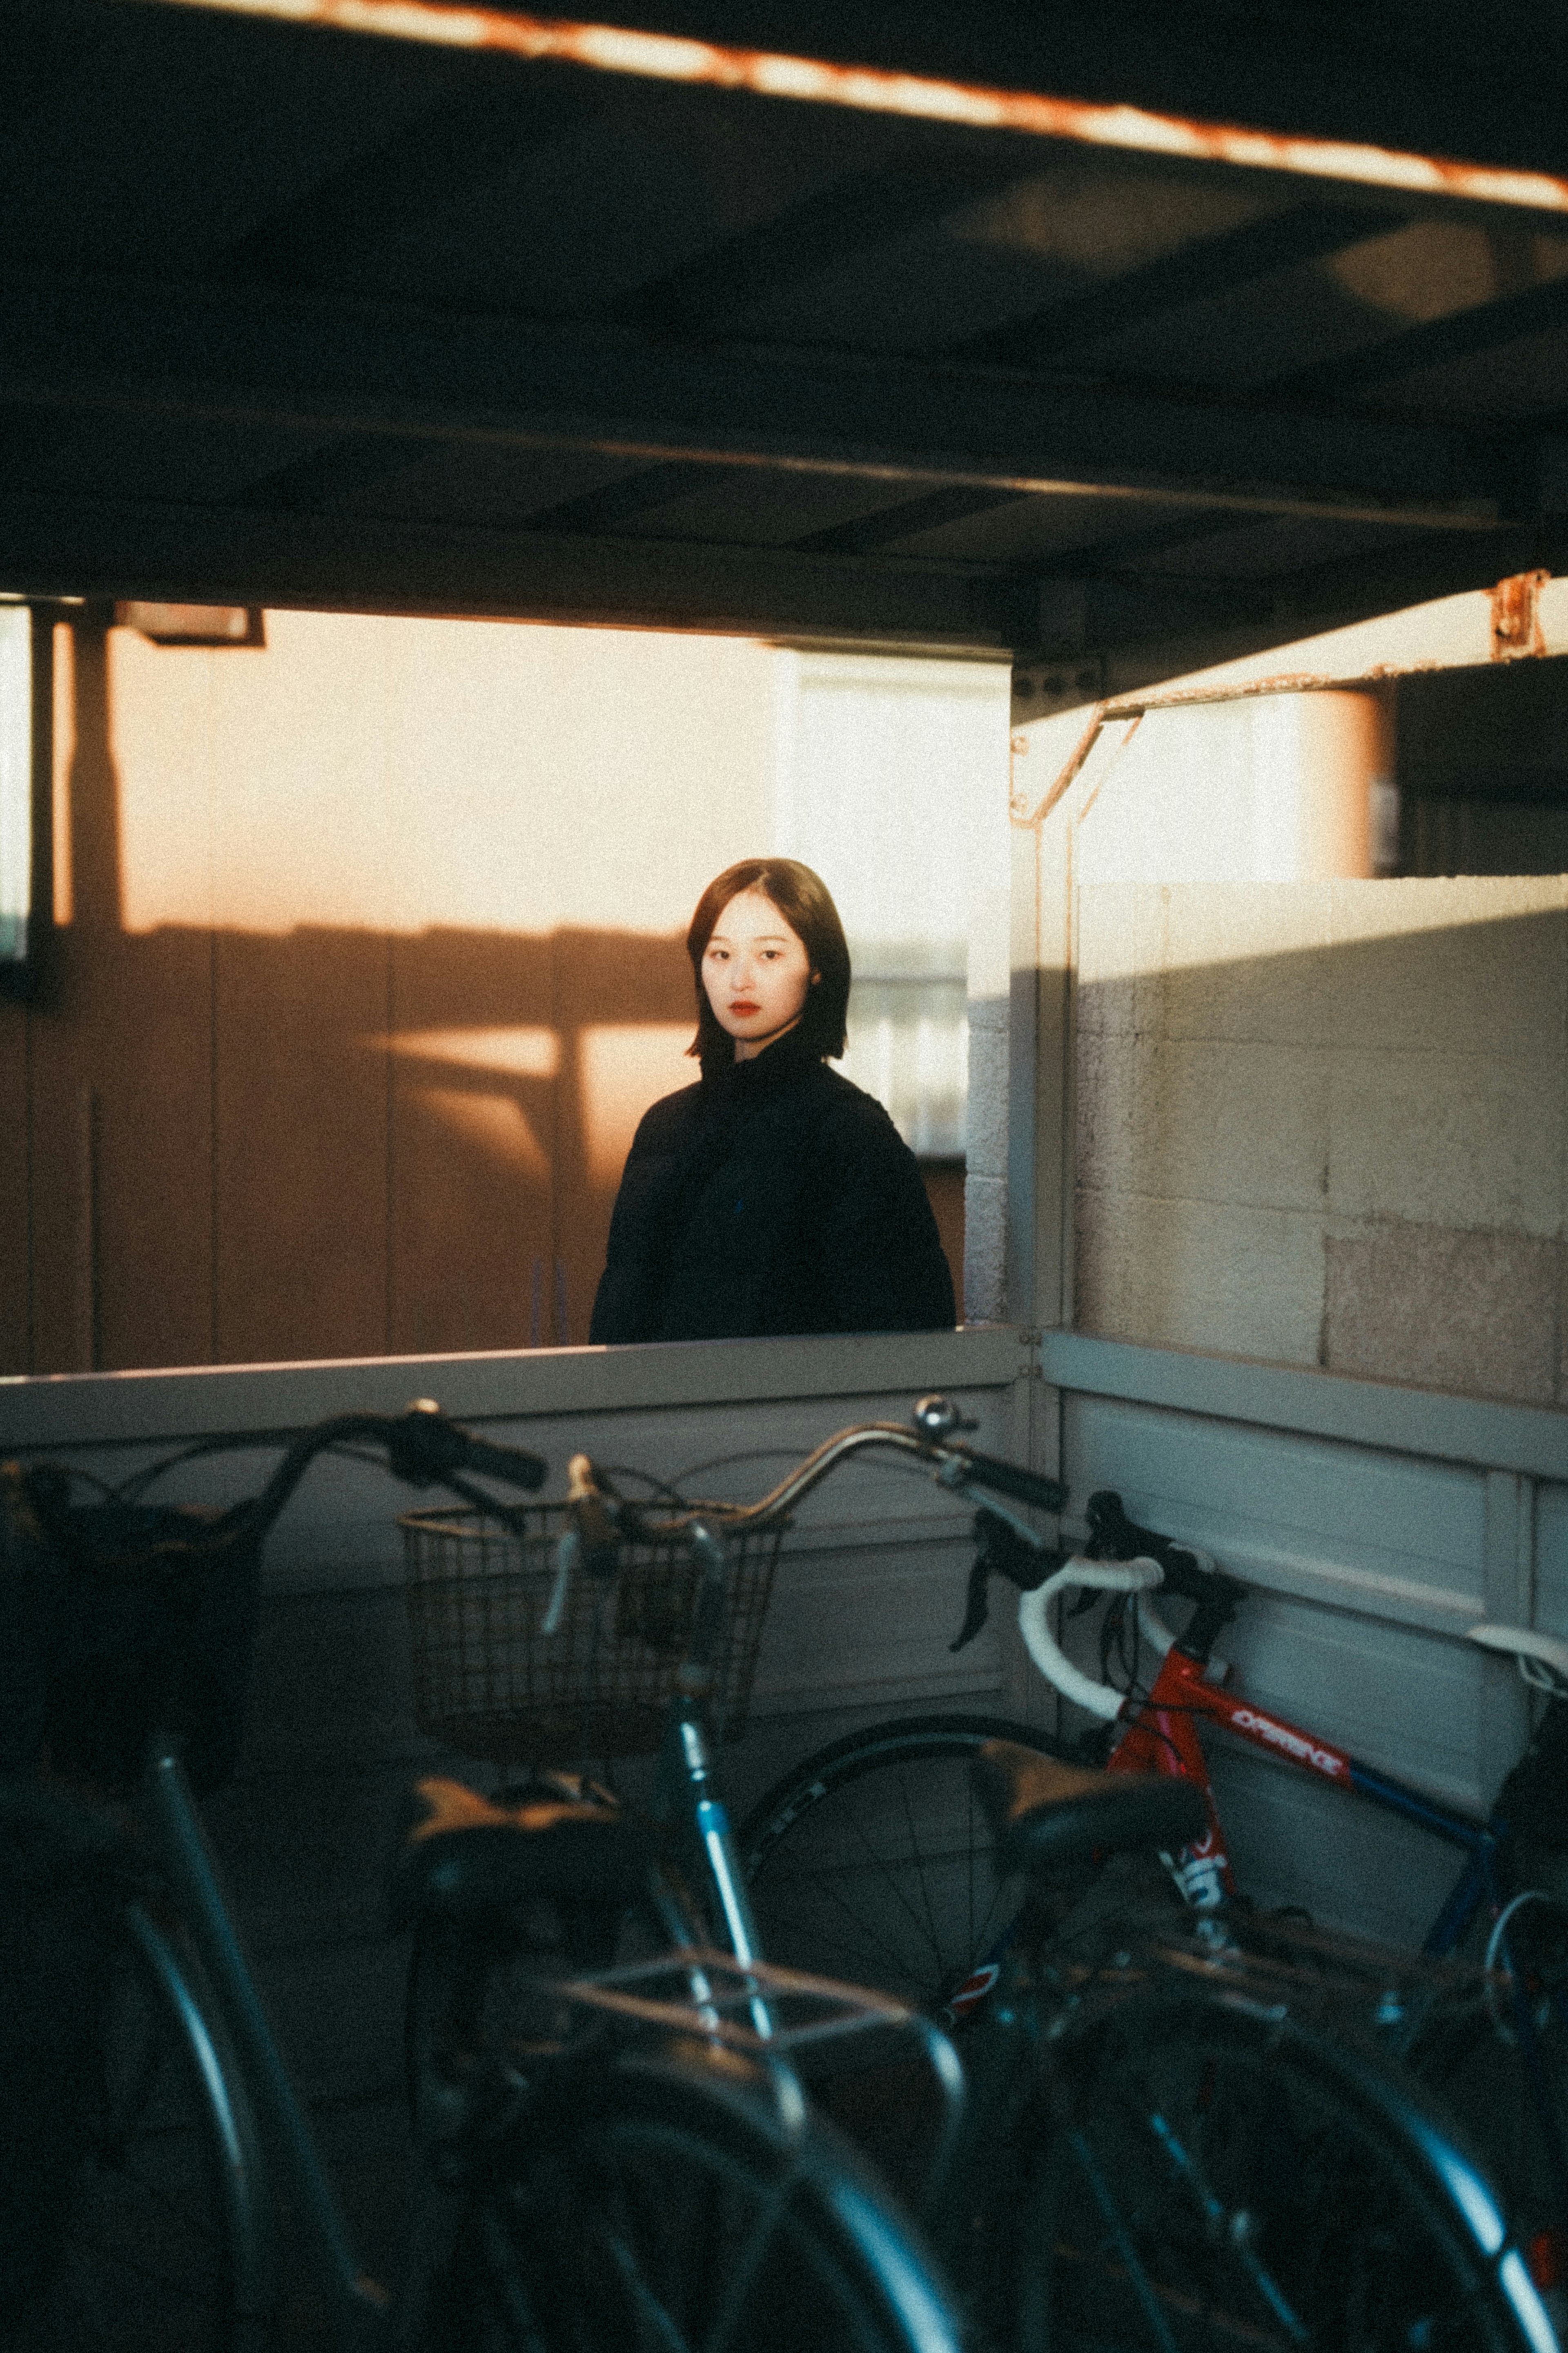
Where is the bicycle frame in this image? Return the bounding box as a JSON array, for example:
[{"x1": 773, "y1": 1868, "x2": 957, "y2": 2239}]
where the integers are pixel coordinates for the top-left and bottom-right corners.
[
  {"x1": 1106, "y1": 1640, "x2": 1509, "y2": 1951},
  {"x1": 1102, "y1": 1620, "x2": 1568, "y2": 2255},
  {"x1": 141, "y1": 1742, "x2": 392, "y2": 2346}
]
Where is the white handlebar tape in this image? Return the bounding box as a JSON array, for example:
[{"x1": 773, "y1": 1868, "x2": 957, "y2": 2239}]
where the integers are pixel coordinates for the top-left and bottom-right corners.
[{"x1": 1016, "y1": 1555, "x2": 1165, "y2": 1724}]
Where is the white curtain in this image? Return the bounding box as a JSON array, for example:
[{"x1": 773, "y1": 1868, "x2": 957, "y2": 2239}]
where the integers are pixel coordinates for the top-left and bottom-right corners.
[{"x1": 773, "y1": 651, "x2": 1011, "y2": 1160}]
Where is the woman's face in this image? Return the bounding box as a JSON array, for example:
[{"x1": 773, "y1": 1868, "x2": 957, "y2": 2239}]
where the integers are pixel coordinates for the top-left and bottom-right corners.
[{"x1": 701, "y1": 889, "x2": 816, "y2": 1059}]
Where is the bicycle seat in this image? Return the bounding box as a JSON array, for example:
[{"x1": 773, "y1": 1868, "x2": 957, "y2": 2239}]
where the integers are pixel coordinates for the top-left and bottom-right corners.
[
  {"x1": 389, "y1": 1776, "x2": 657, "y2": 1927},
  {"x1": 972, "y1": 1742, "x2": 1208, "y2": 1878}
]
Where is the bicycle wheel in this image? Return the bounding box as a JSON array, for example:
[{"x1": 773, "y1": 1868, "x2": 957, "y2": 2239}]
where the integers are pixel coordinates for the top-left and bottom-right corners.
[
  {"x1": 1016, "y1": 1989, "x2": 1552, "y2": 2353},
  {"x1": 432, "y1": 2051, "x2": 965, "y2": 2353},
  {"x1": 11, "y1": 1905, "x2": 268, "y2": 2353},
  {"x1": 738, "y1": 1713, "x2": 1075, "y2": 2009},
  {"x1": 1406, "y1": 1887, "x2": 1568, "y2": 2299}
]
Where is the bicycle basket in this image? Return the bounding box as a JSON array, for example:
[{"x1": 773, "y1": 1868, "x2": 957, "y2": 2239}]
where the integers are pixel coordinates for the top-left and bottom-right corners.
[
  {"x1": 400, "y1": 1503, "x2": 785, "y2": 1764},
  {"x1": 0, "y1": 1467, "x2": 261, "y2": 1798}
]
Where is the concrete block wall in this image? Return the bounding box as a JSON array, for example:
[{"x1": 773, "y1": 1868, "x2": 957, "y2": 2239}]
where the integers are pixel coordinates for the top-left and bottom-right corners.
[{"x1": 1074, "y1": 875, "x2": 1568, "y2": 1404}]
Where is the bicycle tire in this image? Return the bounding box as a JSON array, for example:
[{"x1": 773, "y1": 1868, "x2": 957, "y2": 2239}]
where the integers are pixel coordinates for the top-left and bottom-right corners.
[
  {"x1": 9, "y1": 1905, "x2": 269, "y2": 2353},
  {"x1": 1405, "y1": 1887, "x2": 1568, "y2": 2297},
  {"x1": 1015, "y1": 1988, "x2": 1554, "y2": 2353},
  {"x1": 431, "y1": 2050, "x2": 966, "y2": 2353},
  {"x1": 737, "y1": 1713, "x2": 1075, "y2": 2010}
]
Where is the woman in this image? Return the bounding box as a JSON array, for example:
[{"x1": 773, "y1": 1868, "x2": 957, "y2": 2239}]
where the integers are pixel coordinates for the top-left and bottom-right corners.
[{"x1": 590, "y1": 859, "x2": 956, "y2": 1344}]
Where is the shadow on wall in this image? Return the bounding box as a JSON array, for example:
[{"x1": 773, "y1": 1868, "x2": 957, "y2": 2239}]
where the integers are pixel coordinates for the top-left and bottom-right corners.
[
  {"x1": 1072, "y1": 879, "x2": 1568, "y2": 1409},
  {"x1": 10, "y1": 908, "x2": 711, "y2": 1371},
  {"x1": 0, "y1": 617, "x2": 964, "y2": 1374}
]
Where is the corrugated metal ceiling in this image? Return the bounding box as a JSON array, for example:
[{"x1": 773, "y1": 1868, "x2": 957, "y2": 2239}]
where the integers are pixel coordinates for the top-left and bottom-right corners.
[{"x1": 5, "y1": 0, "x2": 1568, "y2": 667}]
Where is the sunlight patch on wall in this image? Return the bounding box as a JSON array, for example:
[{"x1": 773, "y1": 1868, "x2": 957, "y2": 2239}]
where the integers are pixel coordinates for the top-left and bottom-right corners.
[
  {"x1": 385, "y1": 1026, "x2": 560, "y2": 1077},
  {"x1": 579, "y1": 1024, "x2": 695, "y2": 1189}
]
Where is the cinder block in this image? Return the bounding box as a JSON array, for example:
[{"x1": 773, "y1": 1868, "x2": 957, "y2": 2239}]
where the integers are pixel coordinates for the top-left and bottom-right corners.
[
  {"x1": 1072, "y1": 1185, "x2": 1139, "y2": 1342},
  {"x1": 1323, "y1": 1224, "x2": 1560, "y2": 1404},
  {"x1": 1075, "y1": 884, "x2": 1165, "y2": 1038},
  {"x1": 1327, "y1": 879, "x2": 1568, "y2": 1057},
  {"x1": 1074, "y1": 1030, "x2": 1155, "y2": 1195},
  {"x1": 964, "y1": 1173, "x2": 1007, "y2": 1323},
  {"x1": 1145, "y1": 1038, "x2": 1331, "y2": 1213},
  {"x1": 1328, "y1": 1049, "x2": 1565, "y2": 1237},
  {"x1": 1075, "y1": 1188, "x2": 1324, "y2": 1366},
  {"x1": 966, "y1": 1018, "x2": 1011, "y2": 1179},
  {"x1": 1161, "y1": 883, "x2": 1334, "y2": 1046}
]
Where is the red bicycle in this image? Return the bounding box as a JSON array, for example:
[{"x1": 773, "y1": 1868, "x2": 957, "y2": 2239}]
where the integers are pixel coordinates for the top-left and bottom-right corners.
[{"x1": 740, "y1": 1461, "x2": 1568, "y2": 2319}]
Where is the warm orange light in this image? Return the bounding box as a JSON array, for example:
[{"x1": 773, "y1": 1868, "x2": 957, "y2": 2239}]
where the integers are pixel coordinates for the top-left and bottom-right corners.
[
  {"x1": 384, "y1": 1026, "x2": 561, "y2": 1077},
  {"x1": 135, "y1": 0, "x2": 1568, "y2": 213},
  {"x1": 51, "y1": 624, "x2": 74, "y2": 926},
  {"x1": 579, "y1": 1024, "x2": 693, "y2": 1187}
]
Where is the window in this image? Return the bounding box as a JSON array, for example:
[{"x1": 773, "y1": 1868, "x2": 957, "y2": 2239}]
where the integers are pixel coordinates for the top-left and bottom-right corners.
[{"x1": 772, "y1": 651, "x2": 1011, "y2": 1159}]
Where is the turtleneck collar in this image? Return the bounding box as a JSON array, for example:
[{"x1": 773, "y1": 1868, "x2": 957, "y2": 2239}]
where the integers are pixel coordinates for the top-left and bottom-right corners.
[{"x1": 699, "y1": 1019, "x2": 824, "y2": 1096}]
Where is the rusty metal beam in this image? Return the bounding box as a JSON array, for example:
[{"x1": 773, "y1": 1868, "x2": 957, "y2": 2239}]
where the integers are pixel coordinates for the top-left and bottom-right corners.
[
  {"x1": 126, "y1": 0, "x2": 1568, "y2": 215},
  {"x1": 0, "y1": 269, "x2": 1503, "y2": 531}
]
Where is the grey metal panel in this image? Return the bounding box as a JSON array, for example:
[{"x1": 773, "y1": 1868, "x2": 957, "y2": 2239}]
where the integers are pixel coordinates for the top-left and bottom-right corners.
[
  {"x1": 1537, "y1": 1481, "x2": 1568, "y2": 1639},
  {"x1": 1062, "y1": 1390, "x2": 1487, "y2": 1631},
  {"x1": 1042, "y1": 1328, "x2": 1568, "y2": 1480},
  {"x1": 0, "y1": 1320, "x2": 1025, "y2": 1449},
  {"x1": 1207, "y1": 1745, "x2": 1468, "y2": 1947}
]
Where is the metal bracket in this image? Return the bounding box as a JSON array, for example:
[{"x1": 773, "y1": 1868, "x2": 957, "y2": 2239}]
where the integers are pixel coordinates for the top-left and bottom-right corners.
[{"x1": 1490, "y1": 568, "x2": 1551, "y2": 661}]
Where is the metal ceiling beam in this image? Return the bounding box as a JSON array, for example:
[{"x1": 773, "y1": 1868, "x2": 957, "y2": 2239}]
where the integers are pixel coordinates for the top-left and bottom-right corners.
[
  {"x1": 128, "y1": 1, "x2": 1568, "y2": 214},
  {"x1": 1272, "y1": 272, "x2": 1568, "y2": 399},
  {"x1": 0, "y1": 486, "x2": 1031, "y2": 645},
  {"x1": 793, "y1": 484, "x2": 1029, "y2": 555},
  {"x1": 952, "y1": 199, "x2": 1392, "y2": 366},
  {"x1": 1, "y1": 270, "x2": 1503, "y2": 531},
  {"x1": 515, "y1": 459, "x2": 716, "y2": 531},
  {"x1": 215, "y1": 58, "x2": 604, "y2": 285},
  {"x1": 620, "y1": 146, "x2": 1028, "y2": 334}
]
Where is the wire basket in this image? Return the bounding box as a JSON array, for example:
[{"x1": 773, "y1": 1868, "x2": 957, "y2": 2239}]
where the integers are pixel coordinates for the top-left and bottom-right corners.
[{"x1": 401, "y1": 1503, "x2": 785, "y2": 1764}]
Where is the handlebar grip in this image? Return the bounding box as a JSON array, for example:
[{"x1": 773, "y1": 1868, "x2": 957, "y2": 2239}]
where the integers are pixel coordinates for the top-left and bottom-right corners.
[
  {"x1": 1017, "y1": 1556, "x2": 1163, "y2": 1722},
  {"x1": 453, "y1": 1431, "x2": 548, "y2": 1492},
  {"x1": 952, "y1": 1450, "x2": 1067, "y2": 1513},
  {"x1": 391, "y1": 1407, "x2": 547, "y2": 1493}
]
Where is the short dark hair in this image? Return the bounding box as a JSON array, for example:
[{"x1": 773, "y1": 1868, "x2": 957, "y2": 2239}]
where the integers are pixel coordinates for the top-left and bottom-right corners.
[{"x1": 686, "y1": 858, "x2": 851, "y2": 1065}]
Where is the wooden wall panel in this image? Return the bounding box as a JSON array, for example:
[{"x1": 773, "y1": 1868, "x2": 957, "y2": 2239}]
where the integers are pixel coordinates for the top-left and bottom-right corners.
[
  {"x1": 388, "y1": 927, "x2": 555, "y2": 1356},
  {"x1": 27, "y1": 621, "x2": 215, "y2": 1373},
  {"x1": 552, "y1": 928, "x2": 693, "y2": 1346},
  {"x1": 214, "y1": 928, "x2": 392, "y2": 1363}
]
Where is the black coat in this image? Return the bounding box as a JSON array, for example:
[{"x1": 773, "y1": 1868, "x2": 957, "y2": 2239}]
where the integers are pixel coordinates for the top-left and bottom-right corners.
[{"x1": 589, "y1": 1027, "x2": 956, "y2": 1344}]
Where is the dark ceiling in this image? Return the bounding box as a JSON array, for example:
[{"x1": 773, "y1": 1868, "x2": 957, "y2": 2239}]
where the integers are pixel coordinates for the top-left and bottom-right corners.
[{"x1": 7, "y1": 0, "x2": 1568, "y2": 667}]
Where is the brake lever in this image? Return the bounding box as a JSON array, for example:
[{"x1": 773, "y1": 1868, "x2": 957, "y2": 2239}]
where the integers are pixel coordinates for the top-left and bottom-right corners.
[{"x1": 950, "y1": 1508, "x2": 1065, "y2": 1653}]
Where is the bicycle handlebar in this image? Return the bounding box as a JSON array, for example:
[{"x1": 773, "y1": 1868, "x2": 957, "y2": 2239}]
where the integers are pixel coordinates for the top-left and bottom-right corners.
[
  {"x1": 947, "y1": 1447, "x2": 1068, "y2": 1513},
  {"x1": 589, "y1": 1396, "x2": 1066, "y2": 1545},
  {"x1": 27, "y1": 1405, "x2": 548, "y2": 1580},
  {"x1": 1018, "y1": 1556, "x2": 1165, "y2": 1723},
  {"x1": 388, "y1": 1403, "x2": 549, "y2": 1496}
]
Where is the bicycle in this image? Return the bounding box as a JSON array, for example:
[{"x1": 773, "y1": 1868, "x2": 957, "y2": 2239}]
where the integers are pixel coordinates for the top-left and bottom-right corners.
[
  {"x1": 519, "y1": 1397, "x2": 1561, "y2": 2353},
  {"x1": 0, "y1": 1403, "x2": 966, "y2": 2353},
  {"x1": 733, "y1": 1410, "x2": 1568, "y2": 2344}
]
